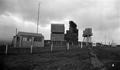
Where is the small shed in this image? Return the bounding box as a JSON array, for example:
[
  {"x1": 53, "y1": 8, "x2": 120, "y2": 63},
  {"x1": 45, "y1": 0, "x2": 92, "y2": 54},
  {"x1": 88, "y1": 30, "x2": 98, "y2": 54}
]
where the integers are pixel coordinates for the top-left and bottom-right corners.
[{"x1": 13, "y1": 32, "x2": 44, "y2": 47}]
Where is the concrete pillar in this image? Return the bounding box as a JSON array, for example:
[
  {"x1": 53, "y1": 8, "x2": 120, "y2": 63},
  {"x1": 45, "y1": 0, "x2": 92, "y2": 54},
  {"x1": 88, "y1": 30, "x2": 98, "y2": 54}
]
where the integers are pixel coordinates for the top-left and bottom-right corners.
[
  {"x1": 81, "y1": 42, "x2": 83, "y2": 48},
  {"x1": 51, "y1": 41, "x2": 53, "y2": 51},
  {"x1": 31, "y1": 45, "x2": 33, "y2": 54},
  {"x1": 67, "y1": 42, "x2": 69, "y2": 50},
  {"x1": 5, "y1": 45, "x2": 8, "y2": 55},
  {"x1": 42, "y1": 37, "x2": 44, "y2": 47},
  {"x1": 31, "y1": 37, "x2": 34, "y2": 47}
]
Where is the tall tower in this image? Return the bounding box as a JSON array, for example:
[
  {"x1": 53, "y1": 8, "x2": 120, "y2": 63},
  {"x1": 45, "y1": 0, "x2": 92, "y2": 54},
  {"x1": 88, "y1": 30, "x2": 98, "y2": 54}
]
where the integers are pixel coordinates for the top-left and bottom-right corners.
[
  {"x1": 82, "y1": 28, "x2": 93, "y2": 47},
  {"x1": 65, "y1": 21, "x2": 78, "y2": 45},
  {"x1": 82, "y1": 28, "x2": 106, "y2": 69}
]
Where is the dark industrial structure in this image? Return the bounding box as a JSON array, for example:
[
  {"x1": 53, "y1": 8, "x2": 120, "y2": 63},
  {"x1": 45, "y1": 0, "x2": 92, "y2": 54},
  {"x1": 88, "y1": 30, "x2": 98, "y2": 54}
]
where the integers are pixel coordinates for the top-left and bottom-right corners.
[
  {"x1": 51, "y1": 24, "x2": 65, "y2": 41},
  {"x1": 65, "y1": 21, "x2": 78, "y2": 45},
  {"x1": 51, "y1": 24, "x2": 65, "y2": 47},
  {"x1": 82, "y1": 28, "x2": 93, "y2": 48},
  {"x1": 83, "y1": 28, "x2": 93, "y2": 37}
]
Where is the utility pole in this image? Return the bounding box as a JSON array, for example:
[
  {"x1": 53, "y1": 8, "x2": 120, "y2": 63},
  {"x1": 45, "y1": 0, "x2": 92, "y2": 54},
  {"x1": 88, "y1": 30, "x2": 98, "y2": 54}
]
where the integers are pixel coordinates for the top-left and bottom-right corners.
[{"x1": 37, "y1": 2, "x2": 40, "y2": 33}]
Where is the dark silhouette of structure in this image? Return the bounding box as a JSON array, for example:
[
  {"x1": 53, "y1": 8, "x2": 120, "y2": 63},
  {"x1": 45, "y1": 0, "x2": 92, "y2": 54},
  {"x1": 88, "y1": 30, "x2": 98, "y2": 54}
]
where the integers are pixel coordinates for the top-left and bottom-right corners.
[
  {"x1": 65, "y1": 21, "x2": 78, "y2": 45},
  {"x1": 51, "y1": 24, "x2": 65, "y2": 50},
  {"x1": 82, "y1": 28, "x2": 93, "y2": 47}
]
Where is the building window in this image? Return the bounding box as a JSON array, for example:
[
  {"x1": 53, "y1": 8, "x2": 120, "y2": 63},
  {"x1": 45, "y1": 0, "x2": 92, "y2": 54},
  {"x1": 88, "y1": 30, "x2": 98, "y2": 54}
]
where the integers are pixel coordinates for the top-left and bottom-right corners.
[
  {"x1": 23, "y1": 37, "x2": 27, "y2": 41},
  {"x1": 34, "y1": 37, "x2": 42, "y2": 42},
  {"x1": 23, "y1": 37, "x2": 32, "y2": 42},
  {"x1": 27, "y1": 37, "x2": 32, "y2": 42}
]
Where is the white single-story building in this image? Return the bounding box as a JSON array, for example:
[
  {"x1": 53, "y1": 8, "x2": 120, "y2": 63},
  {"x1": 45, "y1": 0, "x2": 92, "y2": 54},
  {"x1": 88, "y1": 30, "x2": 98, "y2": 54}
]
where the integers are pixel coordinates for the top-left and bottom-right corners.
[{"x1": 13, "y1": 32, "x2": 44, "y2": 47}]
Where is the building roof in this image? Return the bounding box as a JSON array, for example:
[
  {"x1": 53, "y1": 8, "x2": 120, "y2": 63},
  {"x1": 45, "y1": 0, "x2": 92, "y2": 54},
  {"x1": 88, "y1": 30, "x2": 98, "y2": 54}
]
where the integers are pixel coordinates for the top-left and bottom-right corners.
[
  {"x1": 17, "y1": 32, "x2": 44, "y2": 37},
  {"x1": 51, "y1": 24, "x2": 65, "y2": 33}
]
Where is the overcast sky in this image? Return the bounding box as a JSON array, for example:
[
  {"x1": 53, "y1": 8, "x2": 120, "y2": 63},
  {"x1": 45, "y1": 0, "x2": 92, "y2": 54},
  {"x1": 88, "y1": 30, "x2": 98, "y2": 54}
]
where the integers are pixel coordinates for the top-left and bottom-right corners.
[{"x1": 0, "y1": 0, "x2": 120, "y2": 44}]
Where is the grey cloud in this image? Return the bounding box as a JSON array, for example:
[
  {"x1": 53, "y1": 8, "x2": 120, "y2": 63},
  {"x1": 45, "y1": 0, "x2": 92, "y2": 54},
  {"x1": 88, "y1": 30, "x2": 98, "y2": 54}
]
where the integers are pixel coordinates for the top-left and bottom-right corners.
[
  {"x1": 0, "y1": 0, "x2": 97, "y2": 25},
  {"x1": 0, "y1": 0, "x2": 120, "y2": 43}
]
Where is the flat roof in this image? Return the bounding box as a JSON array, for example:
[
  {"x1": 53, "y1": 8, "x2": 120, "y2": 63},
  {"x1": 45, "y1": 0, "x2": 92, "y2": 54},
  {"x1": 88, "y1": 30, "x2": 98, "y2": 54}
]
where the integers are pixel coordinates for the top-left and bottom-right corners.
[
  {"x1": 17, "y1": 32, "x2": 44, "y2": 37},
  {"x1": 51, "y1": 24, "x2": 65, "y2": 33}
]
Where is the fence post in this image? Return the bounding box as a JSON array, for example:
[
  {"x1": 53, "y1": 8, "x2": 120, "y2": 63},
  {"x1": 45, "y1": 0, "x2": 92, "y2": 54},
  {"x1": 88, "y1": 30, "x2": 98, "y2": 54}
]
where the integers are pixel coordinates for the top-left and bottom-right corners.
[
  {"x1": 31, "y1": 45, "x2": 33, "y2": 54},
  {"x1": 5, "y1": 45, "x2": 8, "y2": 55},
  {"x1": 67, "y1": 42, "x2": 69, "y2": 50},
  {"x1": 81, "y1": 42, "x2": 83, "y2": 48},
  {"x1": 51, "y1": 41, "x2": 53, "y2": 52}
]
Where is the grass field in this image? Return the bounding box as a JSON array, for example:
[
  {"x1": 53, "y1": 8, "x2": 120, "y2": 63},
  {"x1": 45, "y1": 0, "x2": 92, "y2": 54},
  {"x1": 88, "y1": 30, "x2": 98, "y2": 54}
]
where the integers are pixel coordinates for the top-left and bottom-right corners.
[{"x1": 0, "y1": 46, "x2": 120, "y2": 70}]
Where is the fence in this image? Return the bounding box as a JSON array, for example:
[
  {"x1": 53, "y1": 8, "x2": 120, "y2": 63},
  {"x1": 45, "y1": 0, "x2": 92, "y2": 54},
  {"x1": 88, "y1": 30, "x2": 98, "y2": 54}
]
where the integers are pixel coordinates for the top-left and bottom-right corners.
[
  {"x1": 0, "y1": 41, "x2": 104, "y2": 55},
  {"x1": 0, "y1": 44, "x2": 82, "y2": 55}
]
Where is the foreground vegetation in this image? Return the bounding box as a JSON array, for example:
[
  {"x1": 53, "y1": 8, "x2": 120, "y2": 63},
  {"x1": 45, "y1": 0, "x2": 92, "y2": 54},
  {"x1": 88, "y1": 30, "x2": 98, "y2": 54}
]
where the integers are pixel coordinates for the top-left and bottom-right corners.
[{"x1": 0, "y1": 46, "x2": 120, "y2": 70}]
